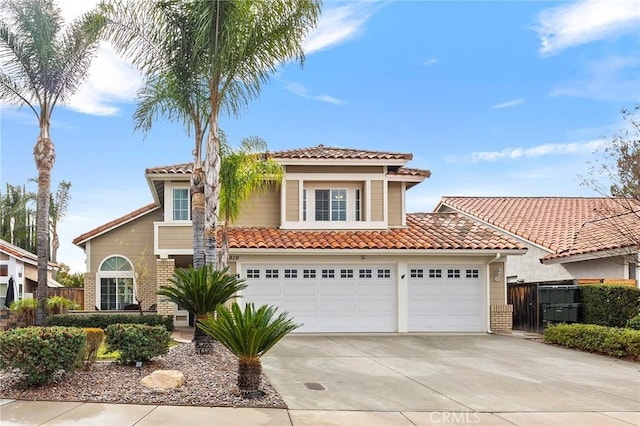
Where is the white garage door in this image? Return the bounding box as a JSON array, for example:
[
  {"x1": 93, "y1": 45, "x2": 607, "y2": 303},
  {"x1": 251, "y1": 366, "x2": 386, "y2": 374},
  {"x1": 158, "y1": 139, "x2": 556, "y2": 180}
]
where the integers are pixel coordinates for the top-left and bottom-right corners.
[
  {"x1": 408, "y1": 265, "x2": 483, "y2": 332},
  {"x1": 241, "y1": 265, "x2": 396, "y2": 332}
]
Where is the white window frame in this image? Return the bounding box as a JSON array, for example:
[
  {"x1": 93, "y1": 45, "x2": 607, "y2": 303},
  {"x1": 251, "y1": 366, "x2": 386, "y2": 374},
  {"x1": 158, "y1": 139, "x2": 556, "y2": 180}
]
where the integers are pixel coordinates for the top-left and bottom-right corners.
[
  {"x1": 96, "y1": 255, "x2": 136, "y2": 311},
  {"x1": 164, "y1": 182, "x2": 191, "y2": 222}
]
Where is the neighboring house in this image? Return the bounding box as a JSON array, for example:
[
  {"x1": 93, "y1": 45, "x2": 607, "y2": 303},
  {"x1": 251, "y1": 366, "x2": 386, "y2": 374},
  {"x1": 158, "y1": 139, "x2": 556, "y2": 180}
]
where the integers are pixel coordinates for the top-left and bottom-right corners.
[
  {"x1": 435, "y1": 197, "x2": 639, "y2": 286},
  {"x1": 0, "y1": 239, "x2": 63, "y2": 307},
  {"x1": 73, "y1": 145, "x2": 526, "y2": 333}
]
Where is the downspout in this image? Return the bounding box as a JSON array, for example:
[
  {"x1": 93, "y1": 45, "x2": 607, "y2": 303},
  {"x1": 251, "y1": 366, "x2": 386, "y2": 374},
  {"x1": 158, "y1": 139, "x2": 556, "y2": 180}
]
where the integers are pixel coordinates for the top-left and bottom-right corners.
[{"x1": 485, "y1": 253, "x2": 502, "y2": 334}]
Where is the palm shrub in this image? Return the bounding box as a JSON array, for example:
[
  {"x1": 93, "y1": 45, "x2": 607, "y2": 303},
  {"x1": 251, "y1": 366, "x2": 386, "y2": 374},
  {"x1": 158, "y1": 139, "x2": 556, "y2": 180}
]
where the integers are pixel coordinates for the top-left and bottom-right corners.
[
  {"x1": 157, "y1": 265, "x2": 247, "y2": 354},
  {"x1": 198, "y1": 303, "x2": 300, "y2": 398},
  {"x1": 10, "y1": 298, "x2": 38, "y2": 326},
  {"x1": 46, "y1": 296, "x2": 80, "y2": 315}
]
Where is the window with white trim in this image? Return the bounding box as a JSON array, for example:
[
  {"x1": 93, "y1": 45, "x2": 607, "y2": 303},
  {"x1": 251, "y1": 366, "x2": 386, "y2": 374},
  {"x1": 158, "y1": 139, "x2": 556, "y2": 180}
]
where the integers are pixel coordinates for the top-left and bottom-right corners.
[
  {"x1": 302, "y1": 189, "x2": 307, "y2": 221},
  {"x1": 321, "y1": 269, "x2": 335, "y2": 279},
  {"x1": 429, "y1": 269, "x2": 442, "y2": 278},
  {"x1": 377, "y1": 269, "x2": 390, "y2": 278},
  {"x1": 303, "y1": 269, "x2": 316, "y2": 279},
  {"x1": 173, "y1": 188, "x2": 190, "y2": 221},
  {"x1": 359, "y1": 269, "x2": 372, "y2": 278},
  {"x1": 247, "y1": 269, "x2": 260, "y2": 279},
  {"x1": 410, "y1": 269, "x2": 423, "y2": 278},
  {"x1": 355, "y1": 189, "x2": 361, "y2": 221},
  {"x1": 448, "y1": 269, "x2": 461, "y2": 278},
  {"x1": 284, "y1": 269, "x2": 297, "y2": 279},
  {"x1": 98, "y1": 255, "x2": 134, "y2": 310},
  {"x1": 340, "y1": 269, "x2": 353, "y2": 278},
  {"x1": 466, "y1": 269, "x2": 479, "y2": 279},
  {"x1": 265, "y1": 269, "x2": 279, "y2": 279},
  {"x1": 315, "y1": 189, "x2": 347, "y2": 221}
]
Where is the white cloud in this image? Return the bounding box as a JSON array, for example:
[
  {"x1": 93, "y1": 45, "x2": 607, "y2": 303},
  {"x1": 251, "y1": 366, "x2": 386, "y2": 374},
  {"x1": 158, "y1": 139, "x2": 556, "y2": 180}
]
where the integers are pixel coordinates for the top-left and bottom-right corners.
[
  {"x1": 304, "y1": 3, "x2": 380, "y2": 54},
  {"x1": 284, "y1": 82, "x2": 344, "y2": 105},
  {"x1": 492, "y1": 99, "x2": 525, "y2": 109},
  {"x1": 550, "y1": 55, "x2": 639, "y2": 102},
  {"x1": 535, "y1": 0, "x2": 640, "y2": 56},
  {"x1": 423, "y1": 57, "x2": 439, "y2": 66},
  {"x1": 314, "y1": 95, "x2": 345, "y2": 105},
  {"x1": 452, "y1": 140, "x2": 606, "y2": 163}
]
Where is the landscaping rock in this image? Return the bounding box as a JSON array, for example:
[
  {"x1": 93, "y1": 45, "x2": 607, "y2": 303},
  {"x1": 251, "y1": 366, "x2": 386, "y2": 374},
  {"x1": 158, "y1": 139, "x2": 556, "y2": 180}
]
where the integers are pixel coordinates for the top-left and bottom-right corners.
[{"x1": 140, "y1": 369, "x2": 185, "y2": 391}]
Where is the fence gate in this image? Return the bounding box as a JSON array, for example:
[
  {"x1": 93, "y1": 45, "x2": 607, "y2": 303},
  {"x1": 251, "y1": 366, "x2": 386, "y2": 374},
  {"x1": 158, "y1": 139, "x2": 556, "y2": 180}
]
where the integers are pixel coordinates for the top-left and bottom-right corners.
[{"x1": 507, "y1": 282, "x2": 540, "y2": 332}]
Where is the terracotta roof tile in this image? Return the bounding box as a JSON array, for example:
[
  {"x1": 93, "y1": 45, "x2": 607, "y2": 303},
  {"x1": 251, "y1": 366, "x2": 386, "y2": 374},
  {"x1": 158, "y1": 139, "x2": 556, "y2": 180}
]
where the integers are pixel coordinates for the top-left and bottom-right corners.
[
  {"x1": 271, "y1": 144, "x2": 412, "y2": 161},
  {"x1": 439, "y1": 196, "x2": 638, "y2": 259},
  {"x1": 388, "y1": 167, "x2": 432, "y2": 178},
  {"x1": 227, "y1": 213, "x2": 525, "y2": 251},
  {"x1": 146, "y1": 163, "x2": 193, "y2": 175}
]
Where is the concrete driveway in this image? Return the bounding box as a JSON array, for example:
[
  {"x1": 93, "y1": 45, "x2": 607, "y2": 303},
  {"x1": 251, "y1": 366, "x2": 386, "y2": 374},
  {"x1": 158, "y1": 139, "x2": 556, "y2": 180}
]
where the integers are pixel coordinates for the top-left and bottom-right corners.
[{"x1": 262, "y1": 334, "x2": 640, "y2": 413}]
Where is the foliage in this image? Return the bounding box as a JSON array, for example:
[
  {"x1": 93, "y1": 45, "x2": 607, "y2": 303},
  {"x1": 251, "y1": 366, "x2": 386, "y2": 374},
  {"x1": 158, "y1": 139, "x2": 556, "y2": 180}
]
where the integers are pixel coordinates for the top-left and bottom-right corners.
[
  {"x1": 44, "y1": 313, "x2": 174, "y2": 331},
  {"x1": 56, "y1": 263, "x2": 84, "y2": 287},
  {"x1": 627, "y1": 315, "x2": 640, "y2": 330},
  {"x1": 45, "y1": 296, "x2": 80, "y2": 314},
  {"x1": 158, "y1": 266, "x2": 247, "y2": 316},
  {"x1": 544, "y1": 323, "x2": 640, "y2": 360},
  {"x1": 104, "y1": 324, "x2": 170, "y2": 364},
  {"x1": 9, "y1": 298, "x2": 38, "y2": 326},
  {"x1": 49, "y1": 181, "x2": 71, "y2": 263},
  {"x1": 580, "y1": 285, "x2": 640, "y2": 327},
  {"x1": 82, "y1": 328, "x2": 105, "y2": 369},
  {"x1": 0, "y1": 183, "x2": 37, "y2": 253},
  {"x1": 0, "y1": 326, "x2": 86, "y2": 386}
]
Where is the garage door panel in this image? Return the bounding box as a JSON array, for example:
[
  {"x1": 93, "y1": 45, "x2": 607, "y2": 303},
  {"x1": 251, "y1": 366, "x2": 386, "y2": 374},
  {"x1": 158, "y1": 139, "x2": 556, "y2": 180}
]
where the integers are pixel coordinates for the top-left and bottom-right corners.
[
  {"x1": 359, "y1": 298, "x2": 394, "y2": 313},
  {"x1": 246, "y1": 282, "x2": 281, "y2": 296},
  {"x1": 321, "y1": 298, "x2": 356, "y2": 312},
  {"x1": 320, "y1": 282, "x2": 356, "y2": 296},
  {"x1": 283, "y1": 282, "x2": 317, "y2": 296},
  {"x1": 359, "y1": 282, "x2": 395, "y2": 297},
  {"x1": 282, "y1": 299, "x2": 319, "y2": 312}
]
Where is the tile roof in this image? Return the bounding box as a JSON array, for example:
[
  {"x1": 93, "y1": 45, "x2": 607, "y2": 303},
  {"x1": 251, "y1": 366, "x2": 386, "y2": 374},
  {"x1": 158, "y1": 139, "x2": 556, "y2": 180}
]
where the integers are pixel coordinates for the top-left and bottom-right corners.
[
  {"x1": 227, "y1": 213, "x2": 525, "y2": 251},
  {"x1": 0, "y1": 239, "x2": 37, "y2": 263},
  {"x1": 72, "y1": 203, "x2": 158, "y2": 246},
  {"x1": 271, "y1": 144, "x2": 413, "y2": 161},
  {"x1": 146, "y1": 163, "x2": 193, "y2": 175},
  {"x1": 438, "y1": 196, "x2": 638, "y2": 260},
  {"x1": 388, "y1": 167, "x2": 432, "y2": 178}
]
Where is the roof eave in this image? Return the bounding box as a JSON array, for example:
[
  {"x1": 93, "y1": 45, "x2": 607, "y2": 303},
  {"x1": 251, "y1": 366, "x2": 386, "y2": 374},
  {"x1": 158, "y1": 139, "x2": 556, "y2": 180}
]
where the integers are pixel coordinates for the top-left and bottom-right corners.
[
  {"x1": 231, "y1": 248, "x2": 528, "y2": 256},
  {"x1": 541, "y1": 247, "x2": 637, "y2": 265},
  {"x1": 276, "y1": 158, "x2": 409, "y2": 167}
]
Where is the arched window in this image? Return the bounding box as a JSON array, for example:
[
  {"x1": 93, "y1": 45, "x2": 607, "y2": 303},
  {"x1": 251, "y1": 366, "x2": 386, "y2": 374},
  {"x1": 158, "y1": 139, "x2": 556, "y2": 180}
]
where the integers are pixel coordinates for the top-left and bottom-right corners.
[{"x1": 98, "y1": 256, "x2": 135, "y2": 310}]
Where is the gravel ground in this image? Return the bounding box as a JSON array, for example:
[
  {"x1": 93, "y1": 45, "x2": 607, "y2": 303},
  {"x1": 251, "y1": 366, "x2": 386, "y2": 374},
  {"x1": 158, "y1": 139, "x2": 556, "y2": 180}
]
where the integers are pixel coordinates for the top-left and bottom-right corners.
[{"x1": 0, "y1": 342, "x2": 286, "y2": 408}]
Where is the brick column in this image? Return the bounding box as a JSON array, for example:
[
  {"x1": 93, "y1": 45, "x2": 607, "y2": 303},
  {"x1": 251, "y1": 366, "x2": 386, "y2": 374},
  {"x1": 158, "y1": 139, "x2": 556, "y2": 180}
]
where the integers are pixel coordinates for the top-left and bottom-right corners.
[
  {"x1": 84, "y1": 274, "x2": 96, "y2": 311},
  {"x1": 490, "y1": 304, "x2": 513, "y2": 334},
  {"x1": 156, "y1": 259, "x2": 176, "y2": 317}
]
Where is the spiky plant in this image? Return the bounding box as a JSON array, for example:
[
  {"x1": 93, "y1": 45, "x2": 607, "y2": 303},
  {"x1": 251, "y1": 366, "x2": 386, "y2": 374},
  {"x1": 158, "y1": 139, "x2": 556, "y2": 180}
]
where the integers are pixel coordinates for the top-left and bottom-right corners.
[
  {"x1": 157, "y1": 265, "x2": 246, "y2": 354},
  {"x1": 198, "y1": 302, "x2": 300, "y2": 398}
]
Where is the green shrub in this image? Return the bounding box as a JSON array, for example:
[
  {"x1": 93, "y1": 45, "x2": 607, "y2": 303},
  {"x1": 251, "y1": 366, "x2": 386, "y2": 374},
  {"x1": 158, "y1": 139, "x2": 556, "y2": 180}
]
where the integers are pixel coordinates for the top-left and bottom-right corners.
[
  {"x1": 544, "y1": 323, "x2": 640, "y2": 360},
  {"x1": 9, "y1": 298, "x2": 38, "y2": 326},
  {"x1": 82, "y1": 328, "x2": 105, "y2": 369},
  {"x1": 580, "y1": 285, "x2": 640, "y2": 328},
  {"x1": 627, "y1": 315, "x2": 640, "y2": 330},
  {"x1": 46, "y1": 296, "x2": 80, "y2": 315},
  {"x1": 105, "y1": 324, "x2": 170, "y2": 364},
  {"x1": 0, "y1": 326, "x2": 86, "y2": 386},
  {"x1": 45, "y1": 313, "x2": 174, "y2": 331}
]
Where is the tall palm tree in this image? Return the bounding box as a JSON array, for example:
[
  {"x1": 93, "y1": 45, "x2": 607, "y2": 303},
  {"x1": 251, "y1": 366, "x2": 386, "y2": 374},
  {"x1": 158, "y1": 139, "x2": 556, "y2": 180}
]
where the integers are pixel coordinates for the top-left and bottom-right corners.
[
  {"x1": 218, "y1": 137, "x2": 283, "y2": 269},
  {"x1": 191, "y1": 0, "x2": 321, "y2": 268},
  {"x1": 198, "y1": 302, "x2": 299, "y2": 397},
  {"x1": 0, "y1": 183, "x2": 37, "y2": 252},
  {"x1": 49, "y1": 180, "x2": 71, "y2": 265},
  {"x1": 100, "y1": 0, "x2": 211, "y2": 268},
  {"x1": 0, "y1": 0, "x2": 104, "y2": 324},
  {"x1": 157, "y1": 265, "x2": 247, "y2": 354}
]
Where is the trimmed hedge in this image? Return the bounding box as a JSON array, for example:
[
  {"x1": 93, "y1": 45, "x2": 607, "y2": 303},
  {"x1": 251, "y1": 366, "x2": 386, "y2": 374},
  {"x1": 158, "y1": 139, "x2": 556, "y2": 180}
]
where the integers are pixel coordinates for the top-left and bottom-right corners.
[
  {"x1": 45, "y1": 313, "x2": 174, "y2": 331},
  {"x1": 544, "y1": 323, "x2": 640, "y2": 360},
  {"x1": 83, "y1": 328, "x2": 105, "y2": 369},
  {"x1": 627, "y1": 315, "x2": 640, "y2": 330},
  {"x1": 580, "y1": 285, "x2": 640, "y2": 328},
  {"x1": 0, "y1": 326, "x2": 86, "y2": 386},
  {"x1": 105, "y1": 324, "x2": 170, "y2": 364}
]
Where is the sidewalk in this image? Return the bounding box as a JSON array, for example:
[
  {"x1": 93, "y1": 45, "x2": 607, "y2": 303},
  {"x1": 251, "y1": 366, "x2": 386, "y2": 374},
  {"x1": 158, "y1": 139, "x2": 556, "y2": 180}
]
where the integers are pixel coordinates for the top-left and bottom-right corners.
[{"x1": 2, "y1": 400, "x2": 639, "y2": 425}]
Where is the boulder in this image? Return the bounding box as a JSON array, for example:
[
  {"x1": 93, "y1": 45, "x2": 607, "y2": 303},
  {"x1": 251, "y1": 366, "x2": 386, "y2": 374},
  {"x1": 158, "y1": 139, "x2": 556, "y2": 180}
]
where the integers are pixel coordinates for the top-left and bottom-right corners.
[{"x1": 140, "y1": 369, "x2": 185, "y2": 391}]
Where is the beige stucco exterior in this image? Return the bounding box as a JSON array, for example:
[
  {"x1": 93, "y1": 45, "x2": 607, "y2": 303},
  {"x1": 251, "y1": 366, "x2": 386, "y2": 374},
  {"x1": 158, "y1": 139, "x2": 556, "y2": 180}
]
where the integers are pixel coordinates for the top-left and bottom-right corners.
[
  {"x1": 388, "y1": 181, "x2": 402, "y2": 227},
  {"x1": 285, "y1": 180, "x2": 299, "y2": 222}
]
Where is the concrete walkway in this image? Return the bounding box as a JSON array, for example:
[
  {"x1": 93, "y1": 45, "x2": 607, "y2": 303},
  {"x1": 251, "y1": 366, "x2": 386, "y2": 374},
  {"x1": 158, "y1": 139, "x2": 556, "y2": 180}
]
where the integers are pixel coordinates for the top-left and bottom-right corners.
[{"x1": 1, "y1": 333, "x2": 639, "y2": 425}]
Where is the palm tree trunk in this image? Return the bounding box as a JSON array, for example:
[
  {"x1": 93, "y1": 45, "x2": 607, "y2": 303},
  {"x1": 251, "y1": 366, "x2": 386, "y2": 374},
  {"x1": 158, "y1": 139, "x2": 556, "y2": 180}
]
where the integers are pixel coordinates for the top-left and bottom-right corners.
[
  {"x1": 33, "y1": 122, "x2": 55, "y2": 326},
  {"x1": 192, "y1": 168, "x2": 205, "y2": 269},
  {"x1": 217, "y1": 223, "x2": 229, "y2": 270},
  {"x1": 194, "y1": 314, "x2": 215, "y2": 355},
  {"x1": 204, "y1": 81, "x2": 221, "y2": 269},
  {"x1": 238, "y1": 358, "x2": 263, "y2": 398}
]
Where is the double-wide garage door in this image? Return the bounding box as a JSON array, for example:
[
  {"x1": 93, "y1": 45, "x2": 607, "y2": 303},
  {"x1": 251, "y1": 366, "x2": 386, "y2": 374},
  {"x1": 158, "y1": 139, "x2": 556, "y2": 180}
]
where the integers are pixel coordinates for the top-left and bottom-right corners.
[
  {"x1": 241, "y1": 264, "x2": 484, "y2": 333},
  {"x1": 241, "y1": 264, "x2": 395, "y2": 332}
]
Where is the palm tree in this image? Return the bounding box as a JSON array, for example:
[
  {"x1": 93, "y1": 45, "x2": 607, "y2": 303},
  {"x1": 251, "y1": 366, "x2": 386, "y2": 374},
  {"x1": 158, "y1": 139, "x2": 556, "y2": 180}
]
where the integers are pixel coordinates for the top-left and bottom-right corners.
[
  {"x1": 191, "y1": 0, "x2": 321, "y2": 268},
  {"x1": 100, "y1": 0, "x2": 211, "y2": 267},
  {"x1": 198, "y1": 302, "x2": 300, "y2": 398},
  {"x1": 157, "y1": 265, "x2": 247, "y2": 354},
  {"x1": 50, "y1": 180, "x2": 71, "y2": 265},
  {"x1": 0, "y1": 0, "x2": 104, "y2": 324},
  {"x1": 218, "y1": 137, "x2": 283, "y2": 269},
  {"x1": 0, "y1": 183, "x2": 37, "y2": 252}
]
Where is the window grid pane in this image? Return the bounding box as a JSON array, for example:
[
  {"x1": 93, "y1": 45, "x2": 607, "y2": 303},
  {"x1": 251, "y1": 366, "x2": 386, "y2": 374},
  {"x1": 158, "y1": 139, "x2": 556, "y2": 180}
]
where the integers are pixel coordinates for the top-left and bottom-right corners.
[
  {"x1": 331, "y1": 189, "x2": 347, "y2": 221},
  {"x1": 173, "y1": 188, "x2": 189, "y2": 221}
]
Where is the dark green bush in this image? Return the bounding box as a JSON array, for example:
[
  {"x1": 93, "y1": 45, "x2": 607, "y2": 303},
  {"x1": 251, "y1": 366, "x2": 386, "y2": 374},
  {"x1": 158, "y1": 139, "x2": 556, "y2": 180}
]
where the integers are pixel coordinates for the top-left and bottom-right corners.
[
  {"x1": 105, "y1": 324, "x2": 170, "y2": 364},
  {"x1": 544, "y1": 323, "x2": 640, "y2": 360},
  {"x1": 0, "y1": 326, "x2": 86, "y2": 386},
  {"x1": 45, "y1": 313, "x2": 174, "y2": 331},
  {"x1": 580, "y1": 285, "x2": 640, "y2": 328},
  {"x1": 627, "y1": 315, "x2": 640, "y2": 330}
]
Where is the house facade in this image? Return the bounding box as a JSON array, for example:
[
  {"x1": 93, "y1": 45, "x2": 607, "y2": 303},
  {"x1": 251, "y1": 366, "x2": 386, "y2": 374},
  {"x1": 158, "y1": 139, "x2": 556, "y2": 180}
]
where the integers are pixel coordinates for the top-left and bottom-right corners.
[
  {"x1": 0, "y1": 239, "x2": 63, "y2": 307},
  {"x1": 435, "y1": 197, "x2": 639, "y2": 287},
  {"x1": 73, "y1": 146, "x2": 526, "y2": 333}
]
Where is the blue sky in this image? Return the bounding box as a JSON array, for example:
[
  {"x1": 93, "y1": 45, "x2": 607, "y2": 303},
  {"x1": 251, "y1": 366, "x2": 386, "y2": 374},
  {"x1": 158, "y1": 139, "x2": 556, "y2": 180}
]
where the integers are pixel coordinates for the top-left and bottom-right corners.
[{"x1": 1, "y1": 0, "x2": 639, "y2": 272}]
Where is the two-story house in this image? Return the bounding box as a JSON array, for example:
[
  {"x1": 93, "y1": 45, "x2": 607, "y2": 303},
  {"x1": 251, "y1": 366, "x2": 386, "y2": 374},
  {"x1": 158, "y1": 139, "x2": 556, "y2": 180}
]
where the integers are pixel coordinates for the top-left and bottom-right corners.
[{"x1": 73, "y1": 145, "x2": 526, "y2": 333}]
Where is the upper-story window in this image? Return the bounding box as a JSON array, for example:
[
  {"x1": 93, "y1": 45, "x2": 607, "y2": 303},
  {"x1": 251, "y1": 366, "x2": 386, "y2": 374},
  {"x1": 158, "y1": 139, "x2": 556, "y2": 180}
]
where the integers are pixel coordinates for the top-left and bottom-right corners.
[
  {"x1": 173, "y1": 188, "x2": 190, "y2": 221},
  {"x1": 315, "y1": 189, "x2": 346, "y2": 221}
]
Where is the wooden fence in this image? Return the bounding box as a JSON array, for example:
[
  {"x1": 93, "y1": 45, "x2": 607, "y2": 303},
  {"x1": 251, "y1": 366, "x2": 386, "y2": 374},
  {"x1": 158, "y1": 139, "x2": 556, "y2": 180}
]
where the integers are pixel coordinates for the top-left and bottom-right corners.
[{"x1": 48, "y1": 288, "x2": 84, "y2": 309}]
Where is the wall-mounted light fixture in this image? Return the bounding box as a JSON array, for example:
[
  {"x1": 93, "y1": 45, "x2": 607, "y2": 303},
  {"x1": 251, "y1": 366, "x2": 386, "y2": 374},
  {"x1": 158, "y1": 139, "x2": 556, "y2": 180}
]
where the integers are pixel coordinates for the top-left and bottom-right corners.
[{"x1": 494, "y1": 266, "x2": 503, "y2": 282}]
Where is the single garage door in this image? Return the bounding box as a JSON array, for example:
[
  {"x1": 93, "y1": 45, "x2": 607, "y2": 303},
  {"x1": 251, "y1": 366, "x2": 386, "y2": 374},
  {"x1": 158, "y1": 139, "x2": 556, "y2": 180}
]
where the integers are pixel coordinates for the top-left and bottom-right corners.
[
  {"x1": 241, "y1": 264, "x2": 396, "y2": 332},
  {"x1": 408, "y1": 265, "x2": 483, "y2": 332}
]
